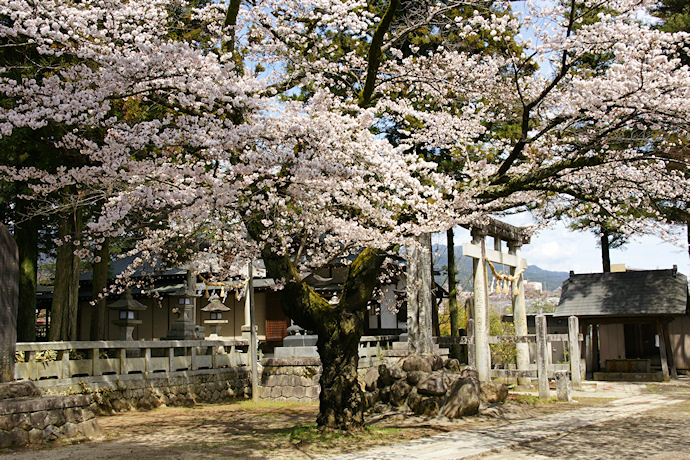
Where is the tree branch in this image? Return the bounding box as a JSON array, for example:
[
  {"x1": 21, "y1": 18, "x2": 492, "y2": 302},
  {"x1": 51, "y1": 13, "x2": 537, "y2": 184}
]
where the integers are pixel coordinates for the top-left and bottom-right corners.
[{"x1": 358, "y1": 0, "x2": 400, "y2": 108}]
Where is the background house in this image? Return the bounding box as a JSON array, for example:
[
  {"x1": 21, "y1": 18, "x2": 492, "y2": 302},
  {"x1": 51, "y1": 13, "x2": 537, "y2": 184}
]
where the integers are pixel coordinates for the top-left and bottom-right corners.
[
  {"x1": 554, "y1": 267, "x2": 689, "y2": 380},
  {"x1": 36, "y1": 255, "x2": 414, "y2": 347}
]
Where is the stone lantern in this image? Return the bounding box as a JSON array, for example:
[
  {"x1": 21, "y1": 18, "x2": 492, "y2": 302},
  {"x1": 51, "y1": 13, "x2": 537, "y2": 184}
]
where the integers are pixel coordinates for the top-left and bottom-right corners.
[
  {"x1": 201, "y1": 294, "x2": 231, "y2": 339},
  {"x1": 108, "y1": 291, "x2": 148, "y2": 341},
  {"x1": 165, "y1": 270, "x2": 207, "y2": 340}
]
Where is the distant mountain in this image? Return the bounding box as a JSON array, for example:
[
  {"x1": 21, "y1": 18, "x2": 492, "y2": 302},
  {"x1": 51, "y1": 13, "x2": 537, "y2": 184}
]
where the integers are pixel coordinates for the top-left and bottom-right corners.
[{"x1": 432, "y1": 244, "x2": 569, "y2": 292}]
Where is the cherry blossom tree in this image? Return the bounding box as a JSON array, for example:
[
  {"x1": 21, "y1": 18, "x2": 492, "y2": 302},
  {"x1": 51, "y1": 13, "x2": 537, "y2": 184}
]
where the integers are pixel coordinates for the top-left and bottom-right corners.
[{"x1": 2, "y1": 0, "x2": 690, "y2": 430}]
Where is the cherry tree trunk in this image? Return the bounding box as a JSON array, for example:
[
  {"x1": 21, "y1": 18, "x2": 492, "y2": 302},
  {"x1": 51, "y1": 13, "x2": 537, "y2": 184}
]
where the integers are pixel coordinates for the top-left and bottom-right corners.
[
  {"x1": 316, "y1": 310, "x2": 365, "y2": 430},
  {"x1": 258, "y1": 240, "x2": 385, "y2": 431}
]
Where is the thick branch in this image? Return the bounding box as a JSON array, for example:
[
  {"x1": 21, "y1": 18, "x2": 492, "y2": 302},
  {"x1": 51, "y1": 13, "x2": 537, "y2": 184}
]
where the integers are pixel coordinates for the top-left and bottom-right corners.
[
  {"x1": 358, "y1": 0, "x2": 400, "y2": 107},
  {"x1": 338, "y1": 248, "x2": 386, "y2": 314},
  {"x1": 223, "y1": 0, "x2": 243, "y2": 55}
]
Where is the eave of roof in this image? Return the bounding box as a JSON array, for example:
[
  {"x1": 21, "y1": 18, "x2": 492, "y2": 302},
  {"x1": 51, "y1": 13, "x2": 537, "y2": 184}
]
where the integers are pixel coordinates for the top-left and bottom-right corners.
[{"x1": 554, "y1": 269, "x2": 689, "y2": 317}]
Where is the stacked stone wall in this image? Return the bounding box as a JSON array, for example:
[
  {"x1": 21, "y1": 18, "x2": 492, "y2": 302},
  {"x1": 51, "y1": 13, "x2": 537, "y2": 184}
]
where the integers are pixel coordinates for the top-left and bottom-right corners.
[
  {"x1": 260, "y1": 358, "x2": 321, "y2": 402},
  {"x1": 0, "y1": 382, "x2": 100, "y2": 449},
  {"x1": 34, "y1": 368, "x2": 251, "y2": 414}
]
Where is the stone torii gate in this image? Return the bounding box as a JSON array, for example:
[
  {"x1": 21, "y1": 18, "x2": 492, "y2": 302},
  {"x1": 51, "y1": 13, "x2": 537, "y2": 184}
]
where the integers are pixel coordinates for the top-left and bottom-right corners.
[{"x1": 462, "y1": 218, "x2": 531, "y2": 382}]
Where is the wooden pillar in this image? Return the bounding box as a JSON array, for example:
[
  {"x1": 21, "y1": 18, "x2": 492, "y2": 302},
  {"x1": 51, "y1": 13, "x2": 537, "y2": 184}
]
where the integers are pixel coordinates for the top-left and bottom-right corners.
[
  {"x1": 536, "y1": 314, "x2": 549, "y2": 399},
  {"x1": 509, "y1": 242, "x2": 529, "y2": 385},
  {"x1": 661, "y1": 321, "x2": 677, "y2": 379},
  {"x1": 591, "y1": 323, "x2": 600, "y2": 372},
  {"x1": 472, "y1": 231, "x2": 490, "y2": 381},
  {"x1": 657, "y1": 320, "x2": 670, "y2": 381},
  {"x1": 568, "y1": 316, "x2": 582, "y2": 388},
  {"x1": 584, "y1": 322, "x2": 592, "y2": 378}
]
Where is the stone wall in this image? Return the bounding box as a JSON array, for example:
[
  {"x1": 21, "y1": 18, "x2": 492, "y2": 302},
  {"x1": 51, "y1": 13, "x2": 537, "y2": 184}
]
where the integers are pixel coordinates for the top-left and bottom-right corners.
[
  {"x1": 33, "y1": 368, "x2": 251, "y2": 414},
  {"x1": 260, "y1": 358, "x2": 321, "y2": 402},
  {"x1": 0, "y1": 381, "x2": 100, "y2": 449}
]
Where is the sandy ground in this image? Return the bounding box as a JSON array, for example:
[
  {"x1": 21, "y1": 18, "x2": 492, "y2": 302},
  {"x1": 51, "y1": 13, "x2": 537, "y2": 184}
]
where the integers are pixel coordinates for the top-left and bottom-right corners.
[
  {"x1": 1, "y1": 381, "x2": 688, "y2": 460},
  {"x1": 478, "y1": 398, "x2": 690, "y2": 459},
  {"x1": 479, "y1": 383, "x2": 690, "y2": 460},
  {"x1": 0, "y1": 395, "x2": 610, "y2": 460}
]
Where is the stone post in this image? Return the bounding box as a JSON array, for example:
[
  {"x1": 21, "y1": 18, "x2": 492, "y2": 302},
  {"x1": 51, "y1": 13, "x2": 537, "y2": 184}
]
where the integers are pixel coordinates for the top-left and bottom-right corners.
[
  {"x1": 509, "y1": 242, "x2": 529, "y2": 385},
  {"x1": 0, "y1": 224, "x2": 19, "y2": 383},
  {"x1": 536, "y1": 314, "x2": 549, "y2": 399},
  {"x1": 568, "y1": 316, "x2": 582, "y2": 388},
  {"x1": 241, "y1": 280, "x2": 252, "y2": 340},
  {"x1": 248, "y1": 261, "x2": 259, "y2": 402},
  {"x1": 472, "y1": 230, "x2": 490, "y2": 381},
  {"x1": 467, "y1": 318, "x2": 475, "y2": 368},
  {"x1": 555, "y1": 370, "x2": 572, "y2": 402},
  {"x1": 406, "y1": 233, "x2": 433, "y2": 354}
]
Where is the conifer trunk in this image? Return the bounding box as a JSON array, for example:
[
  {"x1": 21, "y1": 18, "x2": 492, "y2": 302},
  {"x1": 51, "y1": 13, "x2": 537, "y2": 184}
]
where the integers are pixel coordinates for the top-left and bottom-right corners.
[
  {"x1": 90, "y1": 237, "x2": 109, "y2": 340},
  {"x1": 447, "y1": 228, "x2": 462, "y2": 360},
  {"x1": 14, "y1": 199, "x2": 39, "y2": 342},
  {"x1": 49, "y1": 207, "x2": 82, "y2": 341},
  {"x1": 600, "y1": 228, "x2": 611, "y2": 273}
]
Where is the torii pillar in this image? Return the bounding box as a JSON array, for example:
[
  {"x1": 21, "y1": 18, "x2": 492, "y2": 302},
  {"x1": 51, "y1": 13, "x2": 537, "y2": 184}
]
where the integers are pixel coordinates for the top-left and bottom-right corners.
[
  {"x1": 509, "y1": 242, "x2": 530, "y2": 385},
  {"x1": 463, "y1": 219, "x2": 530, "y2": 382}
]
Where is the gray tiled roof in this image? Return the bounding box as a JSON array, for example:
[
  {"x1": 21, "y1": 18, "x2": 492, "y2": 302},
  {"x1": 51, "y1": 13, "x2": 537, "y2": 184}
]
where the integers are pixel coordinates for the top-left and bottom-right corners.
[{"x1": 554, "y1": 269, "x2": 689, "y2": 317}]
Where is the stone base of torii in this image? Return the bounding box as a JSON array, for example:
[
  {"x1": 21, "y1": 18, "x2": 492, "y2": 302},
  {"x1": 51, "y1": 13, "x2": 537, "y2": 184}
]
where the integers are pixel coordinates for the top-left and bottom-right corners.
[{"x1": 462, "y1": 218, "x2": 531, "y2": 383}]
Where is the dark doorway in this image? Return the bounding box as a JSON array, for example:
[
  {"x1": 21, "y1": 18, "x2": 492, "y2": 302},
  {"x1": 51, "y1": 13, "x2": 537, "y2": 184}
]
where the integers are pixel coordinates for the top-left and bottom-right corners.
[{"x1": 624, "y1": 322, "x2": 657, "y2": 360}]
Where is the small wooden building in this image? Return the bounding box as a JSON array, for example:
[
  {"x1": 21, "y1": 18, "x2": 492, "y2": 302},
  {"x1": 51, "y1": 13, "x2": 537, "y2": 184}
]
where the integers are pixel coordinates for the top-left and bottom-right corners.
[{"x1": 555, "y1": 268, "x2": 689, "y2": 381}]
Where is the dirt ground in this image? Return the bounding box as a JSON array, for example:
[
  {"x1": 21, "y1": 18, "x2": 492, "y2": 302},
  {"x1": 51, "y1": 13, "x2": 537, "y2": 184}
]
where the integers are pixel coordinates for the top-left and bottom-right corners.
[{"x1": 0, "y1": 395, "x2": 611, "y2": 460}]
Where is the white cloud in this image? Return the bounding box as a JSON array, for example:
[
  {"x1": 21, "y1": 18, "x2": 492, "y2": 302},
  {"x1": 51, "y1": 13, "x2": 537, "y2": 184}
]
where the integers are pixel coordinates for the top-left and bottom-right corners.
[{"x1": 437, "y1": 216, "x2": 690, "y2": 276}]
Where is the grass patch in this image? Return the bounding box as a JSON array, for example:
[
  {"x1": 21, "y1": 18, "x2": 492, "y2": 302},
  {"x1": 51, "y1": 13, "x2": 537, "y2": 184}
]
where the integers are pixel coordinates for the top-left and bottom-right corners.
[
  {"x1": 512, "y1": 394, "x2": 558, "y2": 405},
  {"x1": 231, "y1": 399, "x2": 317, "y2": 410}
]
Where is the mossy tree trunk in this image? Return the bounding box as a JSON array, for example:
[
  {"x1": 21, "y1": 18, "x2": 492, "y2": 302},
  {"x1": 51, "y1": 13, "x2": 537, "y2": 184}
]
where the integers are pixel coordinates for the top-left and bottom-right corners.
[{"x1": 260, "y1": 244, "x2": 385, "y2": 430}]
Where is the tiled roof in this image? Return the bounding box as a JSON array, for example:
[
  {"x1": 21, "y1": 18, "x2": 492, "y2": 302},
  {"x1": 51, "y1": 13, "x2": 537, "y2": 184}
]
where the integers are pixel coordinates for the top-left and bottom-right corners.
[{"x1": 554, "y1": 269, "x2": 689, "y2": 317}]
